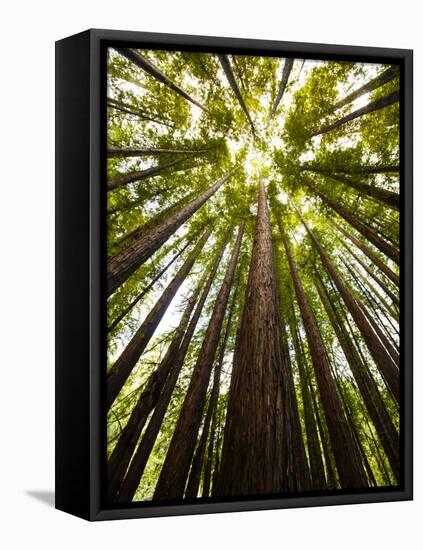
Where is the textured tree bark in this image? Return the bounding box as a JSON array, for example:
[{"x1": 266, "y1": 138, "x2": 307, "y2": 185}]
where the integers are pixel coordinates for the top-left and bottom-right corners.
[
  {"x1": 107, "y1": 230, "x2": 211, "y2": 409},
  {"x1": 314, "y1": 275, "x2": 399, "y2": 480},
  {"x1": 108, "y1": 158, "x2": 186, "y2": 191},
  {"x1": 304, "y1": 169, "x2": 399, "y2": 210},
  {"x1": 288, "y1": 309, "x2": 327, "y2": 490},
  {"x1": 334, "y1": 222, "x2": 399, "y2": 287},
  {"x1": 282, "y1": 233, "x2": 368, "y2": 489},
  {"x1": 108, "y1": 240, "x2": 191, "y2": 333},
  {"x1": 115, "y1": 48, "x2": 209, "y2": 112},
  {"x1": 270, "y1": 58, "x2": 294, "y2": 117},
  {"x1": 153, "y1": 222, "x2": 245, "y2": 500},
  {"x1": 312, "y1": 90, "x2": 399, "y2": 136},
  {"x1": 298, "y1": 213, "x2": 400, "y2": 403},
  {"x1": 107, "y1": 169, "x2": 235, "y2": 295},
  {"x1": 216, "y1": 178, "x2": 292, "y2": 497},
  {"x1": 107, "y1": 146, "x2": 210, "y2": 158},
  {"x1": 116, "y1": 236, "x2": 229, "y2": 504},
  {"x1": 334, "y1": 66, "x2": 398, "y2": 110},
  {"x1": 305, "y1": 181, "x2": 399, "y2": 265},
  {"x1": 218, "y1": 54, "x2": 256, "y2": 136}
]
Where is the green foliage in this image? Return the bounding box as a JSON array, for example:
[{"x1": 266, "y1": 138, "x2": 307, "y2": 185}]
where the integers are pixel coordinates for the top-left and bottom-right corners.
[{"x1": 106, "y1": 49, "x2": 400, "y2": 500}]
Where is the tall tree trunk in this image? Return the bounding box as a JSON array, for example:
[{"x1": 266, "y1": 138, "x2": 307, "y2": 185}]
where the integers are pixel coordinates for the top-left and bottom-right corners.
[
  {"x1": 107, "y1": 169, "x2": 235, "y2": 295},
  {"x1": 270, "y1": 58, "x2": 294, "y2": 117},
  {"x1": 314, "y1": 274, "x2": 400, "y2": 480},
  {"x1": 282, "y1": 233, "x2": 368, "y2": 489},
  {"x1": 312, "y1": 90, "x2": 399, "y2": 136},
  {"x1": 218, "y1": 54, "x2": 256, "y2": 136},
  {"x1": 107, "y1": 229, "x2": 211, "y2": 409},
  {"x1": 108, "y1": 158, "x2": 186, "y2": 191},
  {"x1": 107, "y1": 97, "x2": 172, "y2": 127},
  {"x1": 216, "y1": 178, "x2": 291, "y2": 497},
  {"x1": 154, "y1": 222, "x2": 245, "y2": 500},
  {"x1": 305, "y1": 181, "x2": 399, "y2": 265},
  {"x1": 116, "y1": 236, "x2": 228, "y2": 503},
  {"x1": 201, "y1": 288, "x2": 238, "y2": 497},
  {"x1": 288, "y1": 308, "x2": 327, "y2": 489},
  {"x1": 334, "y1": 66, "x2": 398, "y2": 110},
  {"x1": 297, "y1": 211, "x2": 400, "y2": 403},
  {"x1": 333, "y1": 221, "x2": 399, "y2": 287},
  {"x1": 108, "y1": 240, "x2": 191, "y2": 332},
  {"x1": 115, "y1": 48, "x2": 209, "y2": 112},
  {"x1": 107, "y1": 146, "x2": 210, "y2": 158},
  {"x1": 303, "y1": 169, "x2": 399, "y2": 210}
]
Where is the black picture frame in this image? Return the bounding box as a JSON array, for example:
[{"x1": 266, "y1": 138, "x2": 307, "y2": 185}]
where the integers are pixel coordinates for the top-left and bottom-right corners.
[{"x1": 55, "y1": 28, "x2": 413, "y2": 521}]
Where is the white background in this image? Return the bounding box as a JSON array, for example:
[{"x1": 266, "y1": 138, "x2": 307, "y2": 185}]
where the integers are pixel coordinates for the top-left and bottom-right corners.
[{"x1": 0, "y1": 1, "x2": 420, "y2": 548}]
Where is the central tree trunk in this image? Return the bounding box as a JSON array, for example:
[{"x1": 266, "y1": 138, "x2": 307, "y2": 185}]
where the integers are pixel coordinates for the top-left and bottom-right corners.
[{"x1": 216, "y1": 177, "x2": 291, "y2": 497}]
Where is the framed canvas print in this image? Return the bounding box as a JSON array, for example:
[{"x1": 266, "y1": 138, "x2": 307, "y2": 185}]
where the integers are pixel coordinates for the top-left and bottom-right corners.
[{"x1": 55, "y1": 29, "x2": 413, "y2": 521}]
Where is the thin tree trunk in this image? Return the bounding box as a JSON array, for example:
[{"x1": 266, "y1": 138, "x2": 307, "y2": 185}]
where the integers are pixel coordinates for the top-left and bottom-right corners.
[
  {"x1": 297, "y1": 210, "x2": 400, "y2": 403},
  {"x1": 218, "y1": 54, "x2": 256, "y2": 136},
  {"x1": 348, "y1": 264, "x2": 400, "y2": 341},
  {"x1": 312, "y1": 90, "x2": 399, "y2": 136},
  {"x1": 107, "y1": 146, "x2": 210, "y2": 158},
  {"x1": 108, "y1": 158, "x2": 186, "y2": 191},
  {"x1": 154, "y1": 222, "x2": 245, "y2": 500},
  {"x1": 305, "y1": 181, "x2": 399, "y2": 265},
  {"x1": 216, "y1": 178, "x2": 292, "y2": 496},
  {"x1": 281, "y1": 316, "x2": 312, "y2": 491},
  {"x1": 107, "y1": 169, "x2": 235, "y2": 295},
  {"x1": 334, "y1": 221, "x2": 399, "y2": 287},
  {"x1": 288, "y1": 309, "x2": 327, "y2": 489},
  {"x1": 107, "y1": 230, "x2": 211, "y2": 409},
  {"x1": 107, "y1": 97, "x2": 172, "y2": 127},
  {"x1": 282, "y1": 233, "x2": 368, "y2": 489},
  {"x1": 304, "y1": 169, "x2": 399, "y2": 210},
  {"x1": 314, "y1": 274, "x2": 400, "y2": 480},
  {"x1": 115, "y1": 48, "x2": 209, "y2": 112},
  {"x1": 309, "y1": 375, "x2": 338, "y2": 488},
  {"x1": 270, "y1": 58, "x2": 294, "y2": 117},
  {"x1": 108, "y1": 240, "x2": 191, "y2": 332},
  {"x1": 334, "y1": 66, "x2": 398, "y2": 110},
  {"x1": 343, "y1": 243, "x2": 399, "y2": 308},
  {"x1": 116, "y1": 236, "x2": 228, "y2": 503},
  {"x1": 201, "y1": 288, "x2": 238, "y2": 497}
]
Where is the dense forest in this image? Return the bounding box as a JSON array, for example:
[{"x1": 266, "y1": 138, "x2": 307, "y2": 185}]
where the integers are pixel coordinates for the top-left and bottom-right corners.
[{"x1": 106, "y1": 48, "x2": 400, "y2": 503}]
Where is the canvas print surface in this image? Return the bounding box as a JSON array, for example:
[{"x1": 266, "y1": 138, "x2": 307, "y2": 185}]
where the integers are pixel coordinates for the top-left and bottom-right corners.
[{"x1": 105, "y1": 48, "x2": 400, "y2": 505}]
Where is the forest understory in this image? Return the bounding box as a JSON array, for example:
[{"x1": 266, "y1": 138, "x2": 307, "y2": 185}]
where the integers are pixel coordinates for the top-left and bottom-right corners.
[{"x1": 105, "y1": 48, "x2": 400, "y2": 503}]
